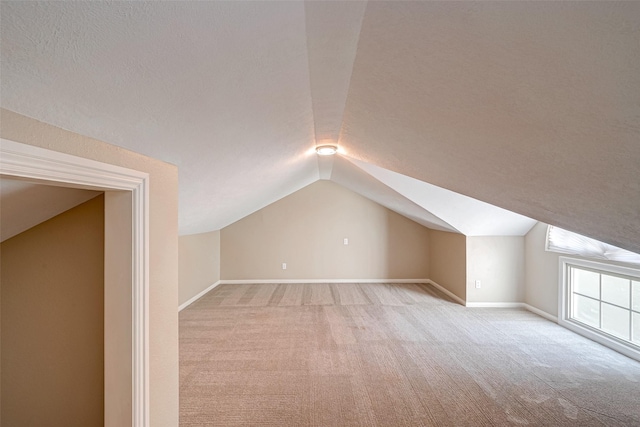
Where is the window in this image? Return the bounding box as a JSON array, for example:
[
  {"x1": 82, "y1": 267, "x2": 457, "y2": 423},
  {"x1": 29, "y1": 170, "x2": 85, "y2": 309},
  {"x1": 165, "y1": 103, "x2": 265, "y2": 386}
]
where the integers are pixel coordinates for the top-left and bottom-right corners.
[
  {"x1": 547, "y1": 225, "x2": 640, "y2": 266},
  {"x1": 560, "y1": 257, "x2": 640, "y2": 362}
]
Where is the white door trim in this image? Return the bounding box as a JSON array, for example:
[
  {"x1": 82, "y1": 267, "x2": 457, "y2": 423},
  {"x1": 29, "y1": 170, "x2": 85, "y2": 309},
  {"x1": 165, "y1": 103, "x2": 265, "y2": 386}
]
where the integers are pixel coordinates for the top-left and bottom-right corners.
[{"x1": 1, "y1": 138, "x2": 150, "y2": 427}]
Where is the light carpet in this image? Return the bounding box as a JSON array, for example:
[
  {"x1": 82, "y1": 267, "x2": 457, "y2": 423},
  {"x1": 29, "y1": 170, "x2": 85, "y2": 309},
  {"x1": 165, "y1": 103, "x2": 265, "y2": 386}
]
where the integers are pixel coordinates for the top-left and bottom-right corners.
[{"x1": 179, "y1": 283, "x2": 640, "y2": 426}]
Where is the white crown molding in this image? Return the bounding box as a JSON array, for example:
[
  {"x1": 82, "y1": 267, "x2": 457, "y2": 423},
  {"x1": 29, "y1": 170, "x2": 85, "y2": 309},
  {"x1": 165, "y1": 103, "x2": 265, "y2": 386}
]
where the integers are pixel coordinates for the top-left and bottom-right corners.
[
  {"x1": 1, "y1": 138, "x2": 150, "y2": 427},
  {"x1": 179, "y1": 280, "x2": 221, "y2": 311}
]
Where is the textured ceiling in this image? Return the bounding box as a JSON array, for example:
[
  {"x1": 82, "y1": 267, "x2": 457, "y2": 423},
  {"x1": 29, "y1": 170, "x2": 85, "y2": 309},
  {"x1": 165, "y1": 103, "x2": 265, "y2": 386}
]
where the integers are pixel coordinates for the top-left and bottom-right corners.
[
  {"x1": 1, "y1": 2, "x2": 638, "y2": 250},
  {"x1": 339, "y1": 1, "x2": 640, "y2": 251}
]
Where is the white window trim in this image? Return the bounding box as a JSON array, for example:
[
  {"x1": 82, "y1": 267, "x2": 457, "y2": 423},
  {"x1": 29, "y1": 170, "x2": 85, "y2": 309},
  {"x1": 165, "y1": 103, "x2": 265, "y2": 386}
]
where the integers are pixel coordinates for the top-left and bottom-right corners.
[
  {"x1": 1, "y1": 138, "x2": 150, "y2": 427},
  {"x1": 558, "y1": 256, "x2": 640, "y2": 363}
]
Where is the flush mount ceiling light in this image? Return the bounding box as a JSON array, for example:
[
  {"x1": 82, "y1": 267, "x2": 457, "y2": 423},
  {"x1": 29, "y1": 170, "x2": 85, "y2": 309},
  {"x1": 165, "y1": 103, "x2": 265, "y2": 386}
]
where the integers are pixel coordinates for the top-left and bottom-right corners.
[{"x1": 316, "y1": 144, "x2": 338, "y2": 156}]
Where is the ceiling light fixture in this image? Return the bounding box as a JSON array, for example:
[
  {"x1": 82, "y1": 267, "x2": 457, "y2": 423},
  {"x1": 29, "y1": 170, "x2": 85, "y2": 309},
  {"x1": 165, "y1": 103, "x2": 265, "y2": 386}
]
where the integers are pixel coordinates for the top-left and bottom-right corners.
[{"x1": 316, "y1": 144, "x2": 338, "y2": 156}]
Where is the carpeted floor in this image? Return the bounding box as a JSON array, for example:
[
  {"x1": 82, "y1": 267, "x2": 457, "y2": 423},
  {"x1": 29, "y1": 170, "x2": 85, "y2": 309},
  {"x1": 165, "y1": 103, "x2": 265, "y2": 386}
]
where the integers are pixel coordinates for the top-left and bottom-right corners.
[{"x1": 179, "y1": 283, "x2": 640, "y2": 426}]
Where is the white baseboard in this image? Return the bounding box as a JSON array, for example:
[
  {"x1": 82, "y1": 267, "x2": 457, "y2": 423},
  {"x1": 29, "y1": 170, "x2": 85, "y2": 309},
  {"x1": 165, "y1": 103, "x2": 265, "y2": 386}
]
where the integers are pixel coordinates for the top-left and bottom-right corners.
[
  {"x1": 218, "y1": 278, "x2": 467, "y2": 306},
  {"x1": 426, "y1": 279, "x2": 466, "y2": 306},
  {"x1": 522, "y1": 303, "x2": 558, "y2": 323},
  {"x1": 218, "y1": 278, "x2": 430, "y2": 285},
  {"x1": 179, "y1": 279, "x2": 557, "y2": 324},
  {"x1": 465, "y1": 302, "x2": 524, "y2": 308},
  {"x1": 179, "y1": 280, "x2": 221, "y2": 312},
  {"x1": 464, "y1": 301, "x2": 558, "y2": 322}
]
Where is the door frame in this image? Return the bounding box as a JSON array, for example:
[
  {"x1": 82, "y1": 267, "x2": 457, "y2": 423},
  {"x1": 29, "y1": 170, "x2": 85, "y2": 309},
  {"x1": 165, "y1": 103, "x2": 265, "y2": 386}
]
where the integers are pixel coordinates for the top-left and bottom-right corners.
[{"x1": 1, "y1": 138, "x2": 150, "y2": 427}]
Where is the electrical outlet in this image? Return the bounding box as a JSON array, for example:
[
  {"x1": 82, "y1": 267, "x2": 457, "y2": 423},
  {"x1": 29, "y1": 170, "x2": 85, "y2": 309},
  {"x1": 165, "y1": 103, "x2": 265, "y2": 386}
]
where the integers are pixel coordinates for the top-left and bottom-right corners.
[
  {"x1": 475, "y1": 280, "x2": 482, "y2": 289},
  {"x1": 343, "y1": 238, "x2": 349, "y2": 245},
  {"x1": 282, "y1": 263, "x2": 287, "y2": 270}
]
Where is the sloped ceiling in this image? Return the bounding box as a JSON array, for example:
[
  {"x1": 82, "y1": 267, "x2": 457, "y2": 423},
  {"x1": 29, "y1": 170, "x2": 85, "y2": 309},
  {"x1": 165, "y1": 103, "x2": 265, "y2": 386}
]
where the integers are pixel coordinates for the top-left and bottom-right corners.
[
  {"x1": 343, "y1": 158, "x2": 535, "y2": 236},
  {"x1": 0, "y1": 177, "x2": 101, "y2": 242},
  {"x1": 1, "y1": 2, "x2": 638, "y2": 250}
]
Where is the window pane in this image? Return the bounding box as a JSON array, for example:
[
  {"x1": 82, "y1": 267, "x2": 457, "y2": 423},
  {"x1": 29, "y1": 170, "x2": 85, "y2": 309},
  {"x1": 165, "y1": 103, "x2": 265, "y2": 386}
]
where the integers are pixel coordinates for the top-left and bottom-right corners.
[
  {"x1": 573, "y1": 268, "x2": 599, "y2": 299},
  {"x1": 601, "y1": 303, "x2": 630, "y2": 340},
  {"x1": 633, "y1": 313, "x2": 640, "y2": 344},
  {"x1": 633, "y1": 281, "x2": 640, "y2": 312},
  {"x1": 573, "y1": 294, "x2": 599, "y2": 328},
  {"x1": 601, "y1": 275, "x2": 630, "y2": 309}
]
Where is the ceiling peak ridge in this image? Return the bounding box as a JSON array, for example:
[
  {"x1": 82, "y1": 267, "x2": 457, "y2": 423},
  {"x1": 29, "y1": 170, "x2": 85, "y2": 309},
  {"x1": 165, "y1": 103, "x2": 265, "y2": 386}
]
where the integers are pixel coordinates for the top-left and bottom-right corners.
[{"x1": 304, "y1": 1, "x2": 368, "y2": 145}]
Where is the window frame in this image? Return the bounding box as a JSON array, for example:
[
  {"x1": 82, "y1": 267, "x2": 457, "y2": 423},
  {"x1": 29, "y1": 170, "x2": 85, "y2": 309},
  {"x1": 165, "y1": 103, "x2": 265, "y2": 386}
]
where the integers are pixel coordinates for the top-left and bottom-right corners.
[{"x1": 559, "y1": 256, "x2": 640, "y2": 362}]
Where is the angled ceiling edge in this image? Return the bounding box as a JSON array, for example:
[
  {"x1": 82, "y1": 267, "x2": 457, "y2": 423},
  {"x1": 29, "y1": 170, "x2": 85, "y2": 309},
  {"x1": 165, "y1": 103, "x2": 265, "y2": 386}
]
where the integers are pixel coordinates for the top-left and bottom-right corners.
[
  {"x1": 345, "y1": 157, "x2": 536, "y2": 236},
  {"x1": 329, "y1": 156, "x2": 460, "y2": 233}
]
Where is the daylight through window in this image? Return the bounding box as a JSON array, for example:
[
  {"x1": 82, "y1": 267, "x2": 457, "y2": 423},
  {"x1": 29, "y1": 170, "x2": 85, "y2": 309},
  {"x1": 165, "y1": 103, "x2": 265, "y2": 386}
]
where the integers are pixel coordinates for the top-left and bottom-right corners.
[{"x1": 560, "y1": 258, "x2": 640, "y2": 361}]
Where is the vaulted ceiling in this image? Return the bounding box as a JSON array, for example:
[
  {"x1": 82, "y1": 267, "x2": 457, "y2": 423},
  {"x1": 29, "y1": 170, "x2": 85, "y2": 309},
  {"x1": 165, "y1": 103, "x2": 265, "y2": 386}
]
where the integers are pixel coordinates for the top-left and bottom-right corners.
[{"x1": 1, "y1": 2, "x2": 638, "y2": 251}]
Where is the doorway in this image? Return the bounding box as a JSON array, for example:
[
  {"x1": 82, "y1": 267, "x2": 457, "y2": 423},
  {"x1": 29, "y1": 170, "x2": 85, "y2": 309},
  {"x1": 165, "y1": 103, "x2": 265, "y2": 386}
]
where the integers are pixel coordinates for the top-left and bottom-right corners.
[{"x1": 0, "y1": 138, "x2": 150, "y2": 427}]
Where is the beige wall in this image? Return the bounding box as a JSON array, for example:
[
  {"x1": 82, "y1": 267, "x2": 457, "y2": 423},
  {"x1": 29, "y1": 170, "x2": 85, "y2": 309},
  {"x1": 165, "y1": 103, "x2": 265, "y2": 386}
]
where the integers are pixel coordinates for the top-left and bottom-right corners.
[
  {"x1": 523, "y1": 222, "x2": 640, "y2": 318},
  {"x1": 427, "y1": 230, "x2": 467, "y2": 301},
  {"x1": 221, "y1": 180, "x2": 430, "y2": 280},
  {"x1": 467, "y1": 236, "x2": 525, "y2": 303},
  {"x1": 524, "y1": 222, "x2": 560, "y2": 316},
  {"x1": 179, "y1": 230, "x2": 220, "y2": 305},
  {"x1": 1, "y1": 195, "x2": 104, "y2": 426},
  {"x1": 1, "y1": 109, "x2": 179, "y2": 426},
  {"x1": 104, "y1": 190, "x2": 133, "y2": 426}
]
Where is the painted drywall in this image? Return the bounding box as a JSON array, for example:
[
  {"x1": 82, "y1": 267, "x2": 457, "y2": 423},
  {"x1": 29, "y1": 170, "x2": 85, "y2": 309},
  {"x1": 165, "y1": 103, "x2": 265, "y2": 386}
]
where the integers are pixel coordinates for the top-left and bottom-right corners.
[
  {"x1": 340, "y1": 2, "x2": 640, "y2": 255},
  {"x1": 1, "y1": 195, "x2": 104, "y2": 426},
  {"x1": 349, "y1": 158, "x2": 536, "y2": 236},
  {"x1": 524, "y1": 222, "x2": 560, "y2": 316},
  {"x1": 427, "y1": 230, "x2": 467, "y2": 301},
  {"x1": 3, "y1": 3, "x2": 639, "y2": 253},
  {"x1": 466, "y1": 236, "x2": 525, "y2": 303},
  {"x1": 0, "y1": 177, "x2": 101, "y2": 242},
  {"x1": 179, "y1": 230, "x2": 220, "y2": 305},
  {"x1": 0, "y1": 108, "x2": 179, "y2": 426},
  {"x1": 104, "y1": 190, "x2": 133, "y2": 426},
  {"x1": 525, "y1": 221, "x2": 640, "y2": 318},
  {"x1": 221, "y1": 180, "x2": 430, "y2": 280}
]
